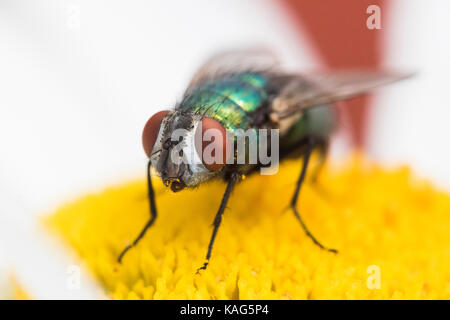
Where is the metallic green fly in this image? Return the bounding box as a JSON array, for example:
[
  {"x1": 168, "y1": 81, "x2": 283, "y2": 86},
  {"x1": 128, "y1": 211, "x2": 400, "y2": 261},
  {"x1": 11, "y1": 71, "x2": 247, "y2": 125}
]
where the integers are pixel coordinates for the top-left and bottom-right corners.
[{"x1": 118, "y1": 49, "x2": 410, "y2": 271}]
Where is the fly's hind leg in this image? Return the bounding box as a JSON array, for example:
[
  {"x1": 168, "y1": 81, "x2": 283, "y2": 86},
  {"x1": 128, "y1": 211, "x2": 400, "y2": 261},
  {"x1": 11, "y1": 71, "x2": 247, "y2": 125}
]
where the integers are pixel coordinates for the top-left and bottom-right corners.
[{"x1": 291, "y1": 137, "x2": 337, "y2": 253}]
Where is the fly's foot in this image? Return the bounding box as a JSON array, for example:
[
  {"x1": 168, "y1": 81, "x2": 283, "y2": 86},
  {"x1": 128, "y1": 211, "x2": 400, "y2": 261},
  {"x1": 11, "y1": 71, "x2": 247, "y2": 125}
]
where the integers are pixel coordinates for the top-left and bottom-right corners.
[
  {"x1": 117, "y1": 244, "x2": 133, "y2": 264},
  {"x1": 291, "y1": 205, "x2": 338, "y2": 254},
  {"x1": 196, "y1": 261, "x2": 209, "y2": 274}
]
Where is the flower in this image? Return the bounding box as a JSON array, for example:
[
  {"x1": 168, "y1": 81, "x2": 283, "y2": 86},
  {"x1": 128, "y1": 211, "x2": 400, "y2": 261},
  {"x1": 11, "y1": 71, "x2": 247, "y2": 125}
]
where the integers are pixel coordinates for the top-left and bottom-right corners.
[{"x1": 46, "y1": 155, "x2": 450, "y2": 299}]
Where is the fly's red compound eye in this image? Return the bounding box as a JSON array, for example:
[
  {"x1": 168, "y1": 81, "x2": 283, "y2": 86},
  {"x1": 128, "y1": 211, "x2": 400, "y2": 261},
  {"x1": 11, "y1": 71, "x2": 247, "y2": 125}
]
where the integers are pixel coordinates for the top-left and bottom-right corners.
[
  {"x1": 195, "y1": 117, "x2": 229, "y2": 171},
  {"x1": 142, "y1": 110, "x2": 169, "y2": 157}
]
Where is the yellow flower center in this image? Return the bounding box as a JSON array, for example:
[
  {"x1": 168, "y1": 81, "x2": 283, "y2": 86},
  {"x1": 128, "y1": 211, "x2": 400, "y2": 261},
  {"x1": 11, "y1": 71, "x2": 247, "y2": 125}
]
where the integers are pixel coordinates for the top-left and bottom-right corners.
[{"x1": 46, "y1": 155, "x2": 450, "y2": 299}]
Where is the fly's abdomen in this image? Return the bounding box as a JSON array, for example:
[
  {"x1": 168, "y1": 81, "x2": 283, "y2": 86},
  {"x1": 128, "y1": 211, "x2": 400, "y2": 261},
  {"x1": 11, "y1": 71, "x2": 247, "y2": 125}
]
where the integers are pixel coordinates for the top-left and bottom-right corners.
[
  {"x1": 177, "y1": 72, "x2": 269, "y2": 132},
  {"x1": 280, "y1": 105, "x2": 336, "y2": 149}
]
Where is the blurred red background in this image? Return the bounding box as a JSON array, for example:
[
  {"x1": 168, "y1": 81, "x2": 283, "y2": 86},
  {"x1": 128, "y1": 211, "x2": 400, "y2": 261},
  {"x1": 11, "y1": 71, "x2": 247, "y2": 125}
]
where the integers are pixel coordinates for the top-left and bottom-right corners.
[{"x1": 280, "y1": 0, "x2": 389, "y2": 148}]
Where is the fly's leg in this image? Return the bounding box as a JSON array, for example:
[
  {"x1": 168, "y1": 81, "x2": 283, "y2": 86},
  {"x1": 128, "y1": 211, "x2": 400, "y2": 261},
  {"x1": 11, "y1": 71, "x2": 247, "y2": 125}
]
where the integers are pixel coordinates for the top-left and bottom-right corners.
[
  {"x1": 197, "y1": 172, "x2": 240, "y2": 273},
  {"x1": 310, "y1": 139, "x2": 328, "y2": 184},
  {"x1": 309, "y1": 140, "x2": 333, "y2": 200},
  {"x1": 291, "y1": 137, "x2": 338, "y2": 253},
  {"x1": 118, "y1": 160, "x2": 157, "y2": 263}
]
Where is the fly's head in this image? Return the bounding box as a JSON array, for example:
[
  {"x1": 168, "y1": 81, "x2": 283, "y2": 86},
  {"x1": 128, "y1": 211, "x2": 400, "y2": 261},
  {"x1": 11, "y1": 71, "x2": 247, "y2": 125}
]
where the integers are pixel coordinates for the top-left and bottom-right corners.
[{"x1": 142, "y1": 110, "x2": 230, "y2": 192}]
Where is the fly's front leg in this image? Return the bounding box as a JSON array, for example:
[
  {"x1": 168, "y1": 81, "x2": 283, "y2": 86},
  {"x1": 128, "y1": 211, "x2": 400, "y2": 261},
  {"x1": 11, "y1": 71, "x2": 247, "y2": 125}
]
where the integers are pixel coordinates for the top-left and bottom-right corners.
[
  {"x1": 291, "y1": 137, "x2": 337, "y2": 253},
  {"x1": 118, "y1": 160, "x2": 157, "y2": 263},
  {"x1": 197, "y1": 172, "x2": 241, "y2": 273}
]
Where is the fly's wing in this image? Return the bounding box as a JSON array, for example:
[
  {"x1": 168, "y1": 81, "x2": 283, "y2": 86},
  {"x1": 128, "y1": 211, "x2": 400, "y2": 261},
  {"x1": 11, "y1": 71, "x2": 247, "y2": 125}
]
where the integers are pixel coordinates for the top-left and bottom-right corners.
[
  {"x1": 270, "y1": 71, "x2": 413, "y2": 121},
  {"x1": 186, "y1": 48, "x2": 279, "y2": 92}
]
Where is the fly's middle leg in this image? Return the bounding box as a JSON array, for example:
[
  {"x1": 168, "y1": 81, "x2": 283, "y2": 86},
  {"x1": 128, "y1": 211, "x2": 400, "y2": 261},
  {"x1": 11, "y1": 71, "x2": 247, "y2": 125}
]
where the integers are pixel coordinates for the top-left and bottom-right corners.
[
  {"x1": 309, "y1": 139, "x2": 334, "y2": 200},
  {"x1": 290, "y1": 137, "x2": 338, "y2": 254},
  {"x1": 310, "y1": 139, "x2": 328, "y2": 184}
]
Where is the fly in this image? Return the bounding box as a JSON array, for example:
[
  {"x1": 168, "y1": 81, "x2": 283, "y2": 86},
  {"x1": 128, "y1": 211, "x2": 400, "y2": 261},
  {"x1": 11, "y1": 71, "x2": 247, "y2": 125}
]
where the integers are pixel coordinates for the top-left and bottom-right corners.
[{"x1": 117, "y1": 49, "x2": 411, "y2": 271}]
